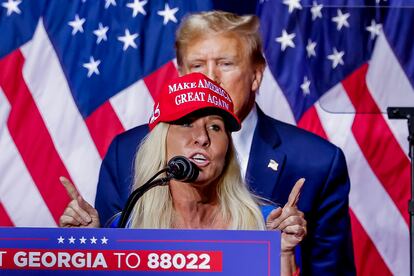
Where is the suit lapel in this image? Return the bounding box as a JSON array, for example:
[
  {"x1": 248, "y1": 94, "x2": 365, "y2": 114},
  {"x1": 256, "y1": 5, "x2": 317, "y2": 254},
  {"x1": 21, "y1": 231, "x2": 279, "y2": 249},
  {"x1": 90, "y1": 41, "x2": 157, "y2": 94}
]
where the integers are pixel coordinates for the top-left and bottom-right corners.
[{"x1": 246, "y1": 107, "x2": 286, "y2": 200}]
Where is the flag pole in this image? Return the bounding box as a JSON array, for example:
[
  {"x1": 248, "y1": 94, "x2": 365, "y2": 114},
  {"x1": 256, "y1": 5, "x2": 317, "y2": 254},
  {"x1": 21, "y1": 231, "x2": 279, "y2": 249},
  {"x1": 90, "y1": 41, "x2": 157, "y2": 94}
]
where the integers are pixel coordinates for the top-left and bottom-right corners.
[{"x1": 387, "y1": 107, "x2": 414, "y2": 276}]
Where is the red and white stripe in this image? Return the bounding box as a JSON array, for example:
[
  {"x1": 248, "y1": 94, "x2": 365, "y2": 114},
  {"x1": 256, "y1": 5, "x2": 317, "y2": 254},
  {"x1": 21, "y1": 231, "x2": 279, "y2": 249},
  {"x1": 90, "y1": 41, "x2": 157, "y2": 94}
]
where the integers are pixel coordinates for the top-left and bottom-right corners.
[
  {"x1": 366, "y1": 33, "x2": 413, "y2": 155},
  {"x1": 0, "y1": 87, "x2": 56, "y2": 226},
  {"x1": 316, "y1": 82, "x2": 409, "y2": 276},
  {"x1": 20, "y1": 21, "x2": 102, "y2": 205},
  {"x1": 110, "y1": 79, "x2": 154, "y2": 131}
]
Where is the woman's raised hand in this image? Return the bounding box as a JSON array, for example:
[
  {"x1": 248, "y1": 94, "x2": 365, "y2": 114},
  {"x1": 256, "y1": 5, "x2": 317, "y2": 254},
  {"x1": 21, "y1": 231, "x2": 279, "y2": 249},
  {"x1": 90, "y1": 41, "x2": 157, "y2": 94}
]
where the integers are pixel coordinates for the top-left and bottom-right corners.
[
  {"x1": 59, "y1": 176, "x2": 100, "y2": 228},
  {"x1": 266, "y1": 178, "x2": 307, "y2": 253}
]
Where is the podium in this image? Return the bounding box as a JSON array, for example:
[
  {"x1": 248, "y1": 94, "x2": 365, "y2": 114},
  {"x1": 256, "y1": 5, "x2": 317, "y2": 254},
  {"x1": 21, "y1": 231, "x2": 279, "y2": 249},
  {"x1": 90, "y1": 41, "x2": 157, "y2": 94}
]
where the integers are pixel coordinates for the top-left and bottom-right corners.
[{"x1": 0, "y1": 227, "x2": 280, "y2": 275}]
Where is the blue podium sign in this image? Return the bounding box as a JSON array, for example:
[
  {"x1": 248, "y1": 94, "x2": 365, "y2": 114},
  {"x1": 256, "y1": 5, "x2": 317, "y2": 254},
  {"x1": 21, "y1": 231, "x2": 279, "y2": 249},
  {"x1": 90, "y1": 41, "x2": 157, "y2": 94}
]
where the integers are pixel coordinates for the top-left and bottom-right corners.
[{"x1": 0, "y1": 227, "x2": 280, "y2": 275}]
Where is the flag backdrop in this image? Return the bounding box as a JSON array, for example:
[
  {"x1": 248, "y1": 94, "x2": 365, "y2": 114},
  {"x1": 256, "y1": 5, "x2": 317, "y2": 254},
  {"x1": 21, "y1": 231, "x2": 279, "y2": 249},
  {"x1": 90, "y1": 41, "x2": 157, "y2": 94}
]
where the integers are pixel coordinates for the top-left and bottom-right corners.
[{"x1": 0, "y1": 0, "x2": 413, "y2": 275}]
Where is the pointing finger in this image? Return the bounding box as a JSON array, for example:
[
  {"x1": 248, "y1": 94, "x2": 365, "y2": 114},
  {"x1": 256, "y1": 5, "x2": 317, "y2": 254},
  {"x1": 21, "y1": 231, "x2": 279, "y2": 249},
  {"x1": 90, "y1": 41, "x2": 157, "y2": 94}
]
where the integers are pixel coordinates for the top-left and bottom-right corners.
[
  {"x1": 60, "y1": 176, "x2": 79, "y2": 200},
  {"x1": 286, "y1": 178, "x2": 305, "y2": 207}
]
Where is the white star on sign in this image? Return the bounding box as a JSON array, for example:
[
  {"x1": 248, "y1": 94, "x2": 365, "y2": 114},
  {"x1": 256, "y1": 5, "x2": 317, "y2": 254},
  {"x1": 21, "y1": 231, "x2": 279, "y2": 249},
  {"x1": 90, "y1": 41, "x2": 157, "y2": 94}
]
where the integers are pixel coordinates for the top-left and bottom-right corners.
[
  {"x1": 79, "y1": 236, "x2": 87, "y2": 244},
  {"x1": 2, "y1": 0, "x2": 21, "y2": 16},
  {"x1": 301, "y1": 76, "x2": 311, "y2": 95},
  {"x1": 311, "y1": 1, "x2": 323, "y2": 20},
  {"x1": 118, "y1": 29, "x2": 139, "y2": 51},
  {"x1": 283, "y1": 0, "x2": 302, "y2": 13},
  {"x1": 68, "y1": 236, "x2": 76, "y2": 244},
  {"x1": 90, "y1": 236, "x2": 97, "y2": 244},
  {"x1": 83, "y1": 56, "x2": 101, "y2": 77},
  {"x1": 306, "y1": 39, "x2": 317, "y2": 58},
  {"x1": 366, "y1": 19, "x2": 382, "y2": 39},
  {"x1": 93, "y1": 23, "x2": 109, "y2": 44},
  {"x1": 327, "y1": 48, "x2": 345, "y2": 69},
  {"x1": 127, "y1": 0, "x2": 147, "y2": 17},
  {"x1": 101, "y1": 237, "x2": 108, "y2": 244},
  {"x1": 275, "y1": 29, "x2": 295, "y2": 51},
  {"x1": 105, "y1": 0, "x2": 116, "y2": 9},
  {"x1": 57, "y1": 236, "x2": 65, "y2": 244},
  {"x1": 68, "y1": 14, "x2": 86, "y2": 35},
  {"x1": 332, "y1": 9, "x2": 350, "y2": 31},
  {"x1": 157, "y1": 3, "x2": 179, "y2": 25}
]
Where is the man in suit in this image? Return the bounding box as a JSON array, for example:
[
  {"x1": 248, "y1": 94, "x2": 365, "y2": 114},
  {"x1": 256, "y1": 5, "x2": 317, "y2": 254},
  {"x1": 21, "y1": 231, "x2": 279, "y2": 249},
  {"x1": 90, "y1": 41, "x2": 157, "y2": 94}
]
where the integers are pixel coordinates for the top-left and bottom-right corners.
[{"x1": 95, "y1": 11, "x2": 355, "y2": 275}]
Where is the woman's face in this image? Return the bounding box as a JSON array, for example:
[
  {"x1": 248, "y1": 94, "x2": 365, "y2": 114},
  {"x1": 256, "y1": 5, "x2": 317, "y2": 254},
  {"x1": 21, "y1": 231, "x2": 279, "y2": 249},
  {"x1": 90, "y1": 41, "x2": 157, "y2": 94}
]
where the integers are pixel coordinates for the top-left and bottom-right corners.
[{"x1": 166, "y1": 115, "x2": 229, "y2": 185}]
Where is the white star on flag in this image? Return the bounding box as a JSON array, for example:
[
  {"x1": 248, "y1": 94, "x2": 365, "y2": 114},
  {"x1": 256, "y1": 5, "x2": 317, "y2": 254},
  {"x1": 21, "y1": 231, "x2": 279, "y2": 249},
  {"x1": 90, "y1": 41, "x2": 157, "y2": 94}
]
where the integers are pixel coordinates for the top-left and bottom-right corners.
[
  {"x1": 105, "y1": 0, "x2": 116, "y2": 9},
  {"x1": 90, "y1": 237, "x2": 97, "y2": 244},
  {"x1": 327, "y1": 47, "x2": 345, "y2": 68},
  {"x1": 2, "y1": 0, "x2": 21, "y2": 16},
  {"x1": 366, "y1": 19, "x2": 382, "y2": 39},
  {"x1": 79, "y1": 236, "x2": 87, "y2": 244},
  {"x1": 68, "y1": 236, "x2": 76, "y2": 244},
  {"x1": 275, "y1": 29, "x2": 296, "y2": 51},
  {"x1": 117, "y1": 29, "x2": 139, "y2": 51},
  {"x1": 57, "y1": 236, "x2": 65, "y2": 244},
  {"x1": 83, "y1": 56, "x2": 101, "y2": 77},
  {"x1": 157, "y1": 3, "x2": 179, "y2": 25},
  {"x1": 311, "y1": 1, "x2": 323, "y2": 20},
  {"x1": 301, "y1": 76, "x2": 311, "y2": 95},
  {"x1": 306, "y1": 39, "x2": 317, "y2": 58},
  {"x1": 332, "y1": 9, "x2": 350, "y2": 31},
  {"x1": 93, "y1": 23, "x2": 109, "y2": 44},
  {"x1": 101, "y1": 236, "x2": 108, "y2": 244},
  {"x1": 68, "y1": 14, "x2": 86, "y2": 35},
  {"x1": 283, "y1": 0, "x2": 302, "y2": 13},
  {"x1": 127, "y1": 0, "x2": 147, "y2": 17}
]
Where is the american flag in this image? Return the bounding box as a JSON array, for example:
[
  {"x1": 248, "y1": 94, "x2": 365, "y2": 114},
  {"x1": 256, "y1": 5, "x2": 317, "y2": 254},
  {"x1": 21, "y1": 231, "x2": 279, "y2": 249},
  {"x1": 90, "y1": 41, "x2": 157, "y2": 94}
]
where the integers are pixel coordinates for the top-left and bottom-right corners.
[
  {"x1": 257, "y1": 0, "x2": 413, "y2": 275},
  {"x1": 0, "y1": 0, "x2": 412, "y2": 275}
]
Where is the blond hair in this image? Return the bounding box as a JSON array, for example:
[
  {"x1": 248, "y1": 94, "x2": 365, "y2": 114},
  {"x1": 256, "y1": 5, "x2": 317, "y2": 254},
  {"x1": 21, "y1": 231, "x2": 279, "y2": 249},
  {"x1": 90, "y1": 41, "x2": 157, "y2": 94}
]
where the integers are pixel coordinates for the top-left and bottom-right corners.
[
  {"x1": 129, "y1": 122, "x2": 265, "y2": 230},
  {"x1": 175, "y1": 10, "x2": 266, "y2": 70}
]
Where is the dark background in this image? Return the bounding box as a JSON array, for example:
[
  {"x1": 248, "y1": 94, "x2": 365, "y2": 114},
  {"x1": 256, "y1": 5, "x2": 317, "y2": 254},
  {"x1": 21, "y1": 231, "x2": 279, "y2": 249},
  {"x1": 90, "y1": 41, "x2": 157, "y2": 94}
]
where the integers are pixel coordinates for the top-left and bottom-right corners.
[{"x1": 213, "y1": 0, "x2": 258, "y2": 15}]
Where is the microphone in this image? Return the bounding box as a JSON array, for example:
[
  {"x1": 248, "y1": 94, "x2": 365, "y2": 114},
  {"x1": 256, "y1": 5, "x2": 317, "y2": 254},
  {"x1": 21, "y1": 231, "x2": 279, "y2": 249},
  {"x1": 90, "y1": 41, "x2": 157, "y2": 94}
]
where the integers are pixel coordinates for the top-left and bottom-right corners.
[
  {"x1": 167, "y1": 156, "x2": 199, "y2": 182},
  {"x1": 117, "y1": 156, "x2": 199, "y2": 227}
]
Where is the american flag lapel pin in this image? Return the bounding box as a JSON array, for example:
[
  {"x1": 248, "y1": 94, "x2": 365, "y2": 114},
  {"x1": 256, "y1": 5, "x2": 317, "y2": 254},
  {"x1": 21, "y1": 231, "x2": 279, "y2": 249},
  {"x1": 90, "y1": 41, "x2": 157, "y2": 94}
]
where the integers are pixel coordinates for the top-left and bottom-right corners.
[{"x1": 267, "y1": 159, "x2": 279, "y2": 171}]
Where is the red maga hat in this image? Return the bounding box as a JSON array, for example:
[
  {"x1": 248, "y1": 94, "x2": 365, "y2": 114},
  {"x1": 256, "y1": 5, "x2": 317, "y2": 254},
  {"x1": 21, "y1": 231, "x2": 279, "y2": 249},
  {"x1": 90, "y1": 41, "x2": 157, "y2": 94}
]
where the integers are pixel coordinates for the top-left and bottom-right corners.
[{"x1": 148, "y1": 72, "x2": 241, "y2": 132}]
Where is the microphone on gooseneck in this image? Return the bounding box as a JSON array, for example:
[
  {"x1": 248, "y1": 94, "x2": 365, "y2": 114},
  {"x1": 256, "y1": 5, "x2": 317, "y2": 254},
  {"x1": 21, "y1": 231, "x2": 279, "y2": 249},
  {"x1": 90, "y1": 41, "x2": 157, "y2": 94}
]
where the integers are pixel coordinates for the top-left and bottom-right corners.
[
  {"x1": 167, "y1": 156, "x2": 199, "y2": 182},
  {"x1": 117, "y1": 156, "x2": 199, "y2": 228}
]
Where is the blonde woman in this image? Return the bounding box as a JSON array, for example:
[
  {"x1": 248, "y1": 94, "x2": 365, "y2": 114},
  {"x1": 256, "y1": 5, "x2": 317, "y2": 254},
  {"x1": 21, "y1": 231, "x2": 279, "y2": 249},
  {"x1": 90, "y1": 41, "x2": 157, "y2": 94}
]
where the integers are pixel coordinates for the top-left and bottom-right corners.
[{"x1": 60, "y1": 72, "x2": 306, "y2": 276}]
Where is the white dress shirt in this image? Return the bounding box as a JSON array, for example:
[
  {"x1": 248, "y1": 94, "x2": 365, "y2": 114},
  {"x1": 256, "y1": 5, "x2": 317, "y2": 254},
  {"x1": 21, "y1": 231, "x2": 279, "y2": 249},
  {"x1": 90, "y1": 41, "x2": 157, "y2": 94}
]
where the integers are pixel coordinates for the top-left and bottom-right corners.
[{"x1": 231, "y1": 105, "x2": 258, "y2": 180}]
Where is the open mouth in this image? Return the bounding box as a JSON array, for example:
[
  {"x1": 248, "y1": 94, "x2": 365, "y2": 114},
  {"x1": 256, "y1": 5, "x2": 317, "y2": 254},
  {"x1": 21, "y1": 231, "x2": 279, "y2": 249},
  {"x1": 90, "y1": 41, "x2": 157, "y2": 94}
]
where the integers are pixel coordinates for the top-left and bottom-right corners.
[{"x1": 190, "y1": 153, "x2": 209, "y2": 166}]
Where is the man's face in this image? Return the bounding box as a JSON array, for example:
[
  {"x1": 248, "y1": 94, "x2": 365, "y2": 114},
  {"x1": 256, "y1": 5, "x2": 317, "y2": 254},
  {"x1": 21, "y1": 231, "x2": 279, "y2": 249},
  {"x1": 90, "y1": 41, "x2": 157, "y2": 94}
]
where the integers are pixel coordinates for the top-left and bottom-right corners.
[{"x1": 180, "y1": 33, "x2": 263, "y2": 121}]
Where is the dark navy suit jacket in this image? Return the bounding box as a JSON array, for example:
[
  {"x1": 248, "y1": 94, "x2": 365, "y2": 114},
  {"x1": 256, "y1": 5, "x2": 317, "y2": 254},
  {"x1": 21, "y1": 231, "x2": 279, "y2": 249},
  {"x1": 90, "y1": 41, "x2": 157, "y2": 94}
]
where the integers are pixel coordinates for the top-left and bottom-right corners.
[{"x1": 95, "y1": 107, "x2": 355, "y2": 275}]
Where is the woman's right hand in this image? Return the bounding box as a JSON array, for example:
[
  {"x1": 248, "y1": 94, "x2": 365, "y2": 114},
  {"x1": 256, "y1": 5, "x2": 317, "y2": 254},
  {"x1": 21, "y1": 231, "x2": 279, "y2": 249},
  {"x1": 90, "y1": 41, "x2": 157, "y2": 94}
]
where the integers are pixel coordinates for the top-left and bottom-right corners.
[{"x1": 59, "y1": 176, "x2": 100, "y2": 228}]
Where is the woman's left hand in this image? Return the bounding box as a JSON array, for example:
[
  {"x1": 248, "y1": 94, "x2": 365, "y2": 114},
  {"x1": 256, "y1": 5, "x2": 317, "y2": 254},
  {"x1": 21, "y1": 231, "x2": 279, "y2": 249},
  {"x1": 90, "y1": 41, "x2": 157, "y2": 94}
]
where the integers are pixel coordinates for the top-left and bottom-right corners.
[{"x1": 266, "y1": 178, "x2": 307, "y2": 253}]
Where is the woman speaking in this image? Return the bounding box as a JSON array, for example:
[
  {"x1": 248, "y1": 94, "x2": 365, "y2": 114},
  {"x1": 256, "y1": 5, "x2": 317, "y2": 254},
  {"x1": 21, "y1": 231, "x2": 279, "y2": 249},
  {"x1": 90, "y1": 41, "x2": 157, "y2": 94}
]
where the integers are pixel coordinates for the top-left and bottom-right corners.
[{"x1": 59, "y1": 72, "x2": 306, "y2": 276}]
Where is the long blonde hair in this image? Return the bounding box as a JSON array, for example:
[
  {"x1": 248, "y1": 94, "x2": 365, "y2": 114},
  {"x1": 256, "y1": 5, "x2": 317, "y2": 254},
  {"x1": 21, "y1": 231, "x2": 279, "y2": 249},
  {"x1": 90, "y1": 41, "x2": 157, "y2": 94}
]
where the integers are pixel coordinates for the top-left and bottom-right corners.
[{"x1": 129, "y1": 122, "x2": 265, "y2": 230}]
